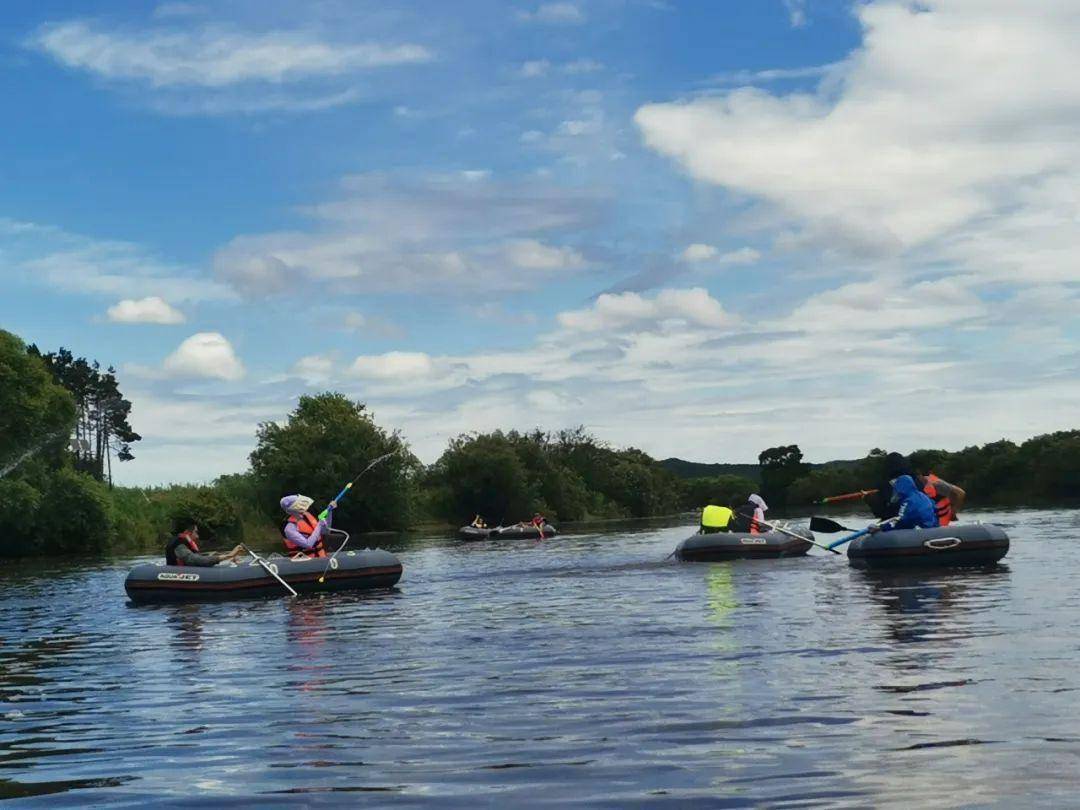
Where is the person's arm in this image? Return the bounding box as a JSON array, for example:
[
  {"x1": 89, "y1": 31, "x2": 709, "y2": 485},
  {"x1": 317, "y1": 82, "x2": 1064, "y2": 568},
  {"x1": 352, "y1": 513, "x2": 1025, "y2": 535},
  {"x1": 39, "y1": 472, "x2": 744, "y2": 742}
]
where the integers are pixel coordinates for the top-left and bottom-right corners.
[
  {"x1": 884, "y1": 500, "x2": 913, "y2": 531},
  {"x1": 175, "y1": 543, "x2": 222, "y2": 567}
]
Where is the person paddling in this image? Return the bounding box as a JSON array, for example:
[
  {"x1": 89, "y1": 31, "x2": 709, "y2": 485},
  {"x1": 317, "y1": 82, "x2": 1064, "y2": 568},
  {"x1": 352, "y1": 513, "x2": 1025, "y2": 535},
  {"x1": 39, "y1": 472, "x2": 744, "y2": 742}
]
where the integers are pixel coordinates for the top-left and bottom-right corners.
[
  {"x1": 280, "y1": 494, "x2": 336, "y2": 558},
  {"x1": 731, "y1": 494, "x2": 768, "y2": 534},
  {"x1": 868, "y1": 475, "x2": 939, "y2": 533},
  {"x1": 700, "y1": 504, "x2": 735, "y2": 534},
  {"x1": 165, "y1": 522, "x2": 243, "y2": 567}
]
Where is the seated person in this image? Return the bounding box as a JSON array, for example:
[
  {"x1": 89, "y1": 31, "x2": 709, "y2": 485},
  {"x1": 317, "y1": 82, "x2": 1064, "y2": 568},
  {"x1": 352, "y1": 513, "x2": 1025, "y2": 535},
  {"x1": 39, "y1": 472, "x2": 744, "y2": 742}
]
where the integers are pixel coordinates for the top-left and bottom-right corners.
[
  {"x1": 864, "y1": 452, "x2": 913, "y2": 520},
  {"x1": 470, "y1": 514, "x2": 487, "y2": 528},
  {"x1": 279, "y1": 494, "x2": 335, "y2": 558},
  {"x1": 166, "y1": 523, "x2": 243, "y2": 567},
  {"x1": 870, "y1": 475, "x2": 939, "y2": 533},
  {"x1": 700, "y1": 504, "x2": 735, "y2": 534},
  {"x1": 730, "y1": 494, "x2": 768, "y2": 534},
  {"x1": 914, "y1": 468, "x2": 966, "y2": 526}
]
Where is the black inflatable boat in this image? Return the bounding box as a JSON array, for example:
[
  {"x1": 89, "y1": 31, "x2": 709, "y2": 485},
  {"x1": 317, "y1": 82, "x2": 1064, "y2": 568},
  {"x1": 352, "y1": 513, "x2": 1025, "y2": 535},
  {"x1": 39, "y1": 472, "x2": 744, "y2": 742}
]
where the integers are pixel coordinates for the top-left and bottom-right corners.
[
  {"x1": 125, "y1": 549, "x2": 403, "y2": 604},
  {"x1": 675, "y1": 528, "x2": 814, "y2": 561},
  {"x1": 459, "y1": 526, "x2": 493, "y2": 540},
  {"x1": 847, "y1": 523, "x2": 1009, "y2": 569},
  {"x1": 459, "y1": 524, "x2": 557, "y2": 540}
]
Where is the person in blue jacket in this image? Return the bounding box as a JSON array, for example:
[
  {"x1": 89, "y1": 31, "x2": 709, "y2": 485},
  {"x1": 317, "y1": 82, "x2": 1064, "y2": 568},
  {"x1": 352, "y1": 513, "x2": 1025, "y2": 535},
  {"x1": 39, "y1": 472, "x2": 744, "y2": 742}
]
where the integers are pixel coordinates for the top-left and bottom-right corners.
[{"x1": 870, "y1": 474, "x2": 939, "y2": 533}]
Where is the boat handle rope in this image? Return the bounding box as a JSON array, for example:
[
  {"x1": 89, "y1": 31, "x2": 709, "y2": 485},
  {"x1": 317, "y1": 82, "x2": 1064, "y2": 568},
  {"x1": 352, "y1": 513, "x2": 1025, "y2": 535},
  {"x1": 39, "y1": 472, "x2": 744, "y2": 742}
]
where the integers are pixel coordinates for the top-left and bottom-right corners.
[{"x1": 924, "y1": 537, "x2": 961, "y2": 550}]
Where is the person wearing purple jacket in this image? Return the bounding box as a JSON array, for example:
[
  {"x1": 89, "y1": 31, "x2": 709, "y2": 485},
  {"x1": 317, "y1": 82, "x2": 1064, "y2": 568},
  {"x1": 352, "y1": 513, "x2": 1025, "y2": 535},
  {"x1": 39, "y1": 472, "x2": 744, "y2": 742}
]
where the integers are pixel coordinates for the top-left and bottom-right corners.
[{"x1": 279, "y1": 494, "x2": 336, "y2": 558}]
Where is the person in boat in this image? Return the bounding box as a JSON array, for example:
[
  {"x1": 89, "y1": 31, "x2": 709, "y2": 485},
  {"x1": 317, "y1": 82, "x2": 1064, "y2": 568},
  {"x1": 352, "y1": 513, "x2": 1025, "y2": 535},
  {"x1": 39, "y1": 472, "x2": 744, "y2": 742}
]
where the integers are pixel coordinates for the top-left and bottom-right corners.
[
  {"x1": 730, "y1": 494, "x2": 768, "y2": 534},
  {"x1": 869, "y1": 475, "x2": 939, "y2": 533},
  {"x1": 280, "y1": 494, "x2": 336, "y2": 558},
  {"x1": 864, "y1": 452, "x2": 913, "y2": 520},
  {"x1": 470, "y1": 514, "x2": 488, "y2": 528},
  {"x1": 912, "y1": 467, "x2": 966, "y2": 526},
  {"x1": 700, "y1": 504, "x2": 735, "y2": 534},
  {"x1": 166, "y1": 522, "x2": 243, "y2": 567}
]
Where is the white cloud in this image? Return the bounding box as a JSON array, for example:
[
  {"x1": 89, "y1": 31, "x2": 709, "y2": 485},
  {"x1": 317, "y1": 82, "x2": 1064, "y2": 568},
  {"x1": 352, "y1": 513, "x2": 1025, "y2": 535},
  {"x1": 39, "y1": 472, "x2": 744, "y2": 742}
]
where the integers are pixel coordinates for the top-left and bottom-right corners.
[
  {"x1": 106, "y1": 296, "x2": 185, "y2": 324},
  {"x1": 558, "y1": 287, "x2": 732, "y2": 333},
  {"x1": 679, "y1": 243, "x2": 717, "y2": 263},
  {"x1": 350, "y1": 351, "x2": 435, "y2": 380},
  {"x1": 635, "y1": 1, "x2": 1080, "y2": 262},
  {"x1": 213, "y1": 172, "x2": 603, "y2": 295},
  {"x1": 504, "y1": 239, "x2": 587, "y2": 271},
  {"x1": 163, "y1": 332, "x2": 245, "y2": 380},
  {"x1": 518, "y1": 3, "x2": 585, "y2": 25},
  {"x1": 520, "y1": 59, "x2": 550, "y2": 78},
  {"x1": 341, "y1": 311, "x2": 406, "y2": 339},
  {"x1": 783, "y1": 0, "x2": 807, "y2": 28},
  {"x1": 290, "y1": 354, "x2": 334, "y2": 384},
  {"x1": 557, "y1": 118, "x2": 601, "y2": 136},
  {"x1": 3, "y1": 217, "x2": 234, "y2": 303},
  {"x1": 31, "y1": 21, "x2": 433, "y2": 88}
]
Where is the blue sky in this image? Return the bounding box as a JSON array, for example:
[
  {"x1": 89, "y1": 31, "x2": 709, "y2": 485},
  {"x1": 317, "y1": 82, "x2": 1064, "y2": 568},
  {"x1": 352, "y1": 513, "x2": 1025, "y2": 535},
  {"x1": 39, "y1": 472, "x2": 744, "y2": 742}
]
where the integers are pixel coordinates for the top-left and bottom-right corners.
[{"x1": 3, "y1": 0, "x2": 1078, "y2": 484}]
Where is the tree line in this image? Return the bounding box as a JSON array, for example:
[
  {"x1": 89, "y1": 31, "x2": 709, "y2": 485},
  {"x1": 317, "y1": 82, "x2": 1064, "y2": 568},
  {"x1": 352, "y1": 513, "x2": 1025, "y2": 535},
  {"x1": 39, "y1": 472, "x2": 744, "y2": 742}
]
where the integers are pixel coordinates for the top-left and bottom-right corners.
[{"x1": 3, "y1": 325, "x2": 1079, "y2": 557}]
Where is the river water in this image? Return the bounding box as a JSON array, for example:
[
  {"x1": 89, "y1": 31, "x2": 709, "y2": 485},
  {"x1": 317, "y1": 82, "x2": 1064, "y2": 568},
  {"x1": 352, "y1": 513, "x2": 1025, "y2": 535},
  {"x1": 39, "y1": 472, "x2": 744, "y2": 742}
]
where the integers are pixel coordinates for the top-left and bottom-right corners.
[{"x1": 1, "y1": 508, "x2": 1078, "y2": 807}]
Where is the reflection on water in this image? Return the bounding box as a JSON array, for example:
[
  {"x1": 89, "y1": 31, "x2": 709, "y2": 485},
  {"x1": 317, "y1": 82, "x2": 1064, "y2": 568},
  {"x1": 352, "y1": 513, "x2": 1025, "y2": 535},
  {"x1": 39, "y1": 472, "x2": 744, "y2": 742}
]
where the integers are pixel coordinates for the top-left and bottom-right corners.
[{"x1": 0, "y1": 509, "x2": 1077, "y2": 806}]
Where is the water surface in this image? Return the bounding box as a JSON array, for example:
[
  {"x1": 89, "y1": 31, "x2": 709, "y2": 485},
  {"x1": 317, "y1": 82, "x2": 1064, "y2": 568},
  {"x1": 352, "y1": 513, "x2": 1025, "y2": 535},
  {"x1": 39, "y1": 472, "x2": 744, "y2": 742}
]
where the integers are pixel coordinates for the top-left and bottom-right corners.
[{"x1": 2, "y1": 509, "x2": 1077, "y2": 806}]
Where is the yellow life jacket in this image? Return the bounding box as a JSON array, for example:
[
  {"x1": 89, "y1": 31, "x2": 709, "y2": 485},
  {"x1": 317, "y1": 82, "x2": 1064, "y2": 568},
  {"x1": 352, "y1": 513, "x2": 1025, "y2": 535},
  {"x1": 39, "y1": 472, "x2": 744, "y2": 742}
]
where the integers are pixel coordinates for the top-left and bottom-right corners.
[{"x1": 701, "y1": 505, "x2": 734, "y2": 533}]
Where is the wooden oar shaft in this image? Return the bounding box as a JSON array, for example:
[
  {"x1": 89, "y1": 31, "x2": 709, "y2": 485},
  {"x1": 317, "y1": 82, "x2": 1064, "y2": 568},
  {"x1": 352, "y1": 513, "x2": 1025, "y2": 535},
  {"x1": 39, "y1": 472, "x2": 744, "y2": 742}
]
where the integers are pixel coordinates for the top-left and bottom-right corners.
[{"x1": 818, "y1": 489, "x2": 878, "y2": 504}]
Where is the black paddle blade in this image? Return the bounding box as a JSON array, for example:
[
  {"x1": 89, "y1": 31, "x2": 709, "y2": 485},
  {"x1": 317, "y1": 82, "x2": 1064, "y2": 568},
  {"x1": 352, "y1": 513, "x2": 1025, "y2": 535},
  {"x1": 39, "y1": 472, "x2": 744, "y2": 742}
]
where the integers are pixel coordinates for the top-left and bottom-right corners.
[{"x1": 809, "y1": 516, "x2": 852, "y2": 534}]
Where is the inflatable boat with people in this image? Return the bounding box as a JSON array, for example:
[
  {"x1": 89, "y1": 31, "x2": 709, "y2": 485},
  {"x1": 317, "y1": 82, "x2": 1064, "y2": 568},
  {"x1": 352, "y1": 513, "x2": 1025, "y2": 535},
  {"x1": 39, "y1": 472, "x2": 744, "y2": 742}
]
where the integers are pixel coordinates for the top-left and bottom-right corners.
[{"x1": 125, "y1": 548, "x2": 403, "y2": 604}]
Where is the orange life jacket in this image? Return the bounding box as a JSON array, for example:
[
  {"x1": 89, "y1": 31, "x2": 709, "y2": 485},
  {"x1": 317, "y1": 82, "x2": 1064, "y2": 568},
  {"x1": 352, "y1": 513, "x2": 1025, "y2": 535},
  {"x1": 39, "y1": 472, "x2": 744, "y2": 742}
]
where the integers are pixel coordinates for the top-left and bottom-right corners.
[
  {"x1": 282, "y1": 511, "x2": 327, "y2": 558},
  {"x1": 166, "y1": 531, "x2": 200, "y2": 566},
  {"x1": 922, "y1": 473, "x2": 954, "y2": 526}
]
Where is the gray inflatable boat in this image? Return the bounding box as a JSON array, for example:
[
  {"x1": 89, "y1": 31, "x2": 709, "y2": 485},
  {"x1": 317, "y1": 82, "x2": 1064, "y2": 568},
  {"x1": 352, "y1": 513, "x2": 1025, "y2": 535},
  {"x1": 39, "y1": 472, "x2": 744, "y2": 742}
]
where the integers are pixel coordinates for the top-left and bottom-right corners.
[
  {"x1": 848, "y1": 523, "x2": 1009, "y2": 569},
  {"x1": 125, "y1": 549, "x2": 403, "y2": 604},
  {"x1": 459, "y1": 524, "x2": 557, "y2": 540},
  {"x1": 675, "y1": 528, "x2": 814, "y2": 561}
]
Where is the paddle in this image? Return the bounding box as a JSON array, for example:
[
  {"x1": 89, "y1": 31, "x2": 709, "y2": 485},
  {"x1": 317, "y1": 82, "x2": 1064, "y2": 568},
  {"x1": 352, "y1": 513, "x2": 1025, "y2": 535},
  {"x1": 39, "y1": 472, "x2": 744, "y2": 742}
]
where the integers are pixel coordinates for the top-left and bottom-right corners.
[
  {"x1": 753, "y1": 517, "x2": 841, "y2": 555},
  {"x1": 318, "y1": 451, "x2": 399, "y2": 520},
  {"x1": 815, "y1": 489, "x2": 878, "y2": 505},
  {"x1": 240, "y1": 543, "x2": 298, "y2": 597},
  {"x1": 809, "y1": 517, "x2": 897, "y2": 550},
  {"x1": 809, "y1": 516, "x2": 857, "y2": 534}
]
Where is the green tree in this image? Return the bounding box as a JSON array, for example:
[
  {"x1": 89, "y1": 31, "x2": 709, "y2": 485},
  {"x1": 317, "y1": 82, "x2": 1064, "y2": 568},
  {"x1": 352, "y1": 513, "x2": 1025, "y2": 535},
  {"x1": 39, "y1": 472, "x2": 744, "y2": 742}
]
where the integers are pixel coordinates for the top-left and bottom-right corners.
[
  {"x1": 683, "y1": 475, "x2": 759, "y2": 510},
  {"x1": 0, "y1": 330, "x2": 76, "y2": 474},
  {"x1": 758, "y1": 444, "x2": 808, "y2": 507},
  {"x1": 249, "y1": 393, "x2": 416, "y2": 533},
  {"x1": 28, "y1": 345, "x2": 141, "y2": 484},
  {"x1": 35, "y1": 469, "x2": 115, "y2": 553}
]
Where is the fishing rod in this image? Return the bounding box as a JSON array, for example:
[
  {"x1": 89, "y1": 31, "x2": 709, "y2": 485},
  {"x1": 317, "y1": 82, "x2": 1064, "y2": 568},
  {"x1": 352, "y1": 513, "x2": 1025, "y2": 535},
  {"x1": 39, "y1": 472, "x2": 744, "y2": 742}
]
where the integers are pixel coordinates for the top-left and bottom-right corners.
[{"x1": 318, "y1": 450, "x2": 400, "y2": 520}]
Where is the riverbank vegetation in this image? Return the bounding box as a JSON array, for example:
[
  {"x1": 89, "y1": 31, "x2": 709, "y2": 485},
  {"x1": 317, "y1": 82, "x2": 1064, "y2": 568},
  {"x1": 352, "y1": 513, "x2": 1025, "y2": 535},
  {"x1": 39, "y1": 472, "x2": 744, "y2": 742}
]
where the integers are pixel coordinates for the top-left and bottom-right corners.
[{"x1": 3, "y1": 326, "x2": 1079, "y2": 557}]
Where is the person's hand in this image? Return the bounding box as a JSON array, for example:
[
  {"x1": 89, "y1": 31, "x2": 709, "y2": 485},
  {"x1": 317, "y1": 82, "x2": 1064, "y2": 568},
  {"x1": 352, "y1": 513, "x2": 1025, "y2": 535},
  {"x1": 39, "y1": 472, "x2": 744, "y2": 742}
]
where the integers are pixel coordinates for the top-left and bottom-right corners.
[
  {"x1": 868, "y1": 525, "x2": 881, "y2": 534},
  {"x1": 328, "y1": 500, "x2": 338, "y2": 510}
]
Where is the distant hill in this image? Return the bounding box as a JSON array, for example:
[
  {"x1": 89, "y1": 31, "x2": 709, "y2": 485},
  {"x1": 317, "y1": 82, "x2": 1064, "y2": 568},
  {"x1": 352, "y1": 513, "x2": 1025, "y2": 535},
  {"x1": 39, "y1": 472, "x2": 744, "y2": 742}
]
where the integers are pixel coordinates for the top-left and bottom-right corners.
[
  {"x1": 660, "y1": 459, "x2": 761, "y2": 482},
  {"x1": 661, "y1": 457, "x2": 864, "y2": 481}
]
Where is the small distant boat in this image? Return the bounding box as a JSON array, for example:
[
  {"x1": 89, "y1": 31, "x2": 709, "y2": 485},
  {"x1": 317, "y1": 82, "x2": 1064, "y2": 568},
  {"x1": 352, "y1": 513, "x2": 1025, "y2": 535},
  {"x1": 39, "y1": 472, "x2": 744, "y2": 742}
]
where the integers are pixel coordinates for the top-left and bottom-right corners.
[
  {"x1": 458, "y1": 524, "x2": 558, "y2": 540},
  {"x1": 675, "y1": 529, "x2": 813, "y2": 561},
  {"x1": 125, "y1": 549, "x2": 402, "y2": 604},
  {"x1": 848, "y1": 523, "x2": 1009, "y2": 569}
]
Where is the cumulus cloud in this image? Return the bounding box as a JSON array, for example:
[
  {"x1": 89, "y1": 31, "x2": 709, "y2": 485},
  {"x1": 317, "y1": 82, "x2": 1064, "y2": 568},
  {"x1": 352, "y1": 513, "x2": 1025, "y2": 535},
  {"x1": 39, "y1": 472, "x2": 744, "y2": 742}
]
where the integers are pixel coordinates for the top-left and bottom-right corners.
[
  {"x1": 518, "y1": 3, "x2": 585, "y2": 25},
  {"x1": 636, "y1": 1, "x2": 1080, "y2": 264},
  {"x1": 679, "y1": 243, "x2": 717, "y2": 263},
  {"x1": 163, "y1": 332, "x2": 245, "y2": 380},
  {"x1": 106, "y1": 296, "x2": 185, "y2": 324},
  {"x1": 31, "y1": 21, "x2": 433, "y2": 87}
]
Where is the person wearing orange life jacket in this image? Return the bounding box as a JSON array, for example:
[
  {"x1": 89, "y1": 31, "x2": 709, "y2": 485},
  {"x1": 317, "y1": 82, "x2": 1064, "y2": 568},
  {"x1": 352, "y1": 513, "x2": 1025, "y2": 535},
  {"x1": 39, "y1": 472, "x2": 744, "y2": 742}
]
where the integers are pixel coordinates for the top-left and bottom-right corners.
[
  {"x1": 165, "y1": 522, "x2": 243, "y2": 567},
  {"x1": 914, "y1": 469, "x2": 966, "y2": 526},
  {"x1": 279, "y1": 494, "x2": 336, "y2": 558}
]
